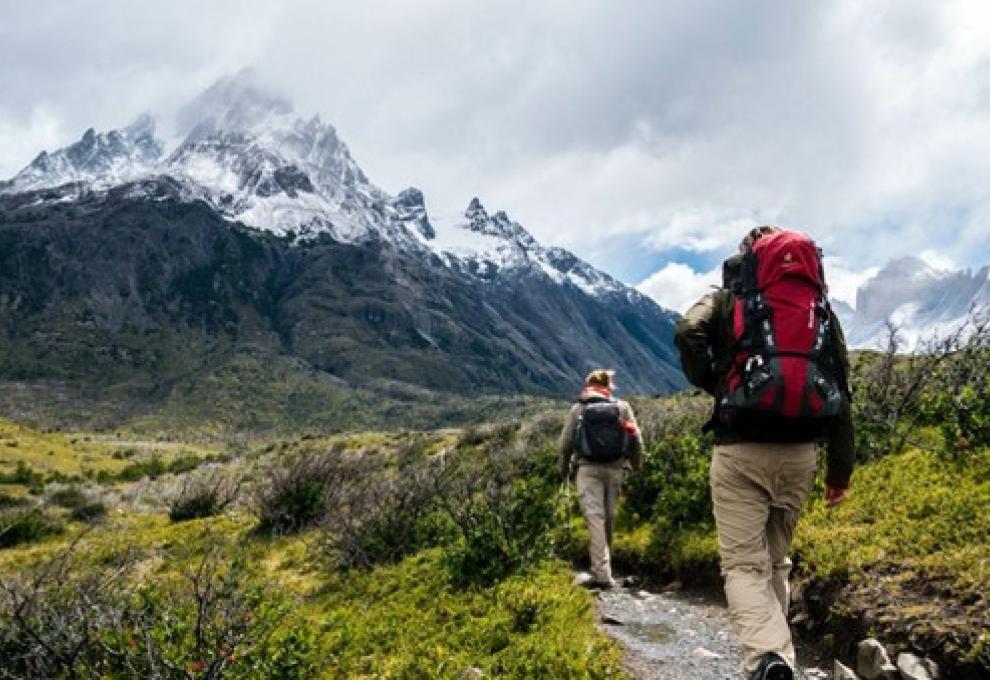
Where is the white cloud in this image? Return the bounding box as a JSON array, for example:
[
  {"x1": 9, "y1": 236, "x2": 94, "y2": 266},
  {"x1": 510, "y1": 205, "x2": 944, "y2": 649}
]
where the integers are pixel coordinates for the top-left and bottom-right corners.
[
  {"x1": 637, "y1": 262, "x2": 721, "y2": 314},
  {"x1": 919, "y1": 249, "x2": 957, "y2": 271},
  {"x1": 0, "y1": 107, "x2": 64, "y2": 177},
  {"x1": 638, "y1": 254, "x2": 898, "y2": 313},
  {"x1": 2, "y1": 0, "x2": 990, "y2": 281},
  {"x1": 824, "y1": 258, "x2": 881, "y2": 309}
]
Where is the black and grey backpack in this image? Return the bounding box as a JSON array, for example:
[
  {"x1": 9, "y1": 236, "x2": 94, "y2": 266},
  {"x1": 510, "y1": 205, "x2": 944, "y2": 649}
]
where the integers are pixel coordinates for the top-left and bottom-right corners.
[{"x1": 576, "y1": 401, "x2": 628, "y2": 463}]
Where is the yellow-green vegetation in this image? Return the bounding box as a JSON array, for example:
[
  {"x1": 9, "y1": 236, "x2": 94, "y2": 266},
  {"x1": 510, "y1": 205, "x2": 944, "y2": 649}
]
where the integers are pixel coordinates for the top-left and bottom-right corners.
[
  {"x1": 0, "y1": 418, "x2": 128, "y2": 477},
  {"x1": 313, "y1": 550, "x2": 624, "y2": 678},
  {"x1": 0, "y1": 508, "x2": 625, "y2": 678},
  {"x1": 794, "y1": 443, "x2": 990, "y2": 667},
  {"x1": 0, "y1": 417, "x2": 221, "y2": 486},
  {"x1": 796, "y1": 444, "x2": 990, "y2": 583},
  {"x1": 0, "y1": 419, "x2": 628, "y2": 679}
]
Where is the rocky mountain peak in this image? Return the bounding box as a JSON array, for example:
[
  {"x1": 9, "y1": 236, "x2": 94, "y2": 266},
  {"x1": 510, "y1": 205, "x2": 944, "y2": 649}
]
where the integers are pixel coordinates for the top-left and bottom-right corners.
[
  {"x1": 2, "y1": 114, "x2": 165, "y2": 195},
  {"x1": 842, "y1": 256, "x2": 990, "y2": 349},
  {"x1": 389, "y1": 187, "x2": 434, "y2": 240},
  {"x1": 177, "y1": 70, "x2": 292, "y2": 139},
  {"x1": 459, "y1": 198, "x2": 537, "y2": 249}
]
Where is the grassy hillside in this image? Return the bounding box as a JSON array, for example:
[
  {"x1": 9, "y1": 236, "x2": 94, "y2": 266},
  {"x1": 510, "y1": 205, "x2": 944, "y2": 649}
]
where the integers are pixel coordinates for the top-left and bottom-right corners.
[
  {"x1": 0, "y1": 354, "x2": 563, "y2": 437},
  {"x1": 0, "y1": 415, "x2": 625, "y2": 679},
  {"x1": 2, "y1": 333, "x2": 988, "y2": 677}
]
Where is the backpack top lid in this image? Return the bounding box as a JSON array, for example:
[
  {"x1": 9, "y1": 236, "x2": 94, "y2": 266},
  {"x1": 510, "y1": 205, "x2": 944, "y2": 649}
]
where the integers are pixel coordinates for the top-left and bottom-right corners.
[{"x1": 749, "y1": 230, "x2": 824, "y2": 292}]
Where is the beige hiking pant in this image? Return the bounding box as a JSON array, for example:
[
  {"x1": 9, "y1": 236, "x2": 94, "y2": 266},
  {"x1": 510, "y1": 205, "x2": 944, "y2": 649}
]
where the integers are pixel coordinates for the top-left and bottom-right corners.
[
  {"x1": 576, "y1": 463, "x2": 626, "y2": 584},
  {"x1": 710, "y1": 441, "x2": 817, "y2": 673}
]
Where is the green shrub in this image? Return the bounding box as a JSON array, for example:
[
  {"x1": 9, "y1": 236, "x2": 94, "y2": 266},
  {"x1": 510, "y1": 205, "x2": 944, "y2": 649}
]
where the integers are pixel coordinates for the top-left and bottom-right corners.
[
  {"x1": 0, "y1": 461, "x2": 43, "y2": 486},
  {"x1": 256, "y1": 451, "x2": 348, "y2": 534},
  {"x1": 167, "y1": 453, "x2": 206, "y2": 475},
  {"x1": 116, "y1": 454, "x2": 167, "y2": 481},
  {"x1": 0, "y1": 491, "x2": 27, "y2": 509},
  {"x1": 48, "y1": 486, "x2": 88, "y2": 509},
  {"x1": 0, "y1": 508, "x2": 62, "y2": 548},
  {"x1": 169, "y1": 475, "x2": 239, "y2": 523},
  {"x1": 70, "y1": 501, "x2": 107, "y2": 523},
  {"x1": 0, "y1": 541, "x2": 308, "y2": 679},
  {"x1": 441, "y1": 448, "x2": 561, "y2": 587}
]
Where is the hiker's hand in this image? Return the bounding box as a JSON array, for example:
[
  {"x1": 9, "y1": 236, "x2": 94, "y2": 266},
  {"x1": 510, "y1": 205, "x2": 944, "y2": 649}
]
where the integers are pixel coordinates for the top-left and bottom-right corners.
[{"x1": 825, "y1": 484, "x2": 848, "y2": 508}]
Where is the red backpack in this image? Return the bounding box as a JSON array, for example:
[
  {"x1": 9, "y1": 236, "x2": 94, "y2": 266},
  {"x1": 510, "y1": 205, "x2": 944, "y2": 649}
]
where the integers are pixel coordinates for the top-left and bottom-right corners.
[{"x1": 718, "y1": 231, "x2": 846, "y2": 441}]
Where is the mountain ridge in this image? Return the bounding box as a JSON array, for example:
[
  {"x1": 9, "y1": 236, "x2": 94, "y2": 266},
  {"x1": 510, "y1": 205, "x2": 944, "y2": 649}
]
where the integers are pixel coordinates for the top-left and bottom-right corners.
[
  {"x1": 0, "y1": 74, "x2": 685, "y2": 430},
  {"x1": 838, "y1": 255, "x2": 990, "y2": 349}
]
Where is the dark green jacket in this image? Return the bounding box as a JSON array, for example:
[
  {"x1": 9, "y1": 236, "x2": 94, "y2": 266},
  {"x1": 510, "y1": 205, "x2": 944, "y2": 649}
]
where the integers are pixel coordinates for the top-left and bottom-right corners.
[{"x1": 675, "y1": 289, "x2": 854, "y2": 488}]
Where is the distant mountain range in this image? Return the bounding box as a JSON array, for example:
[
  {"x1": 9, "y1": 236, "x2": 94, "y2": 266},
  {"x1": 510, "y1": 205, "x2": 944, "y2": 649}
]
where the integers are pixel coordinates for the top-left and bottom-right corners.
[
  {"x1": 832, "y1": 257, "x2": 990, "y2": 350},
  {"x1": 0, "y1": 72, "x2": 684, "y2": 430}
]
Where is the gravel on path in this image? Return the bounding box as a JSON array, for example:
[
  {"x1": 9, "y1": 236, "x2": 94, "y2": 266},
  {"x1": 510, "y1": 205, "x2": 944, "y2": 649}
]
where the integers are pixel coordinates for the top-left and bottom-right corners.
[{"x1": 589, "y1": 576, "x2": 831, "y2": 680}]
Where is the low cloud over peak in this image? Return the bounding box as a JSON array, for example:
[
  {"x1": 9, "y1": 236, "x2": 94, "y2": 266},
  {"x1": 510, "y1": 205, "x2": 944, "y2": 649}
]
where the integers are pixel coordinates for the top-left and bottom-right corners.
[{"x1": 2, "y1": 0, "x2": 990, "y2": 289}]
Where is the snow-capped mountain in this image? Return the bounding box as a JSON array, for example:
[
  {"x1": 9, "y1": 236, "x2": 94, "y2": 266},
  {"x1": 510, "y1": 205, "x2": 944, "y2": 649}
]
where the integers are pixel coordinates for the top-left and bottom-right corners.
[
  {"x1": 2, "y1": 114, "x2": 163, "y2": 195},
  {"x1": 0, "y1": 72, "x2": 685, "y2": 420},
  {"x1": 0, "y1": 72, "x2": 629, "y2": 301},
  {"x1": 838, "y1": 256, "x2": 990, "y2": 349}
]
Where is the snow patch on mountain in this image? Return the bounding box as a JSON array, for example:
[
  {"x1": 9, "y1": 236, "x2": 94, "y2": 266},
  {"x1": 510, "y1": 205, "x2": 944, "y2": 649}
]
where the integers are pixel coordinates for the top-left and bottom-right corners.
[{"x1": 423, "y1": 197, "x2": 631, "y2": 298}]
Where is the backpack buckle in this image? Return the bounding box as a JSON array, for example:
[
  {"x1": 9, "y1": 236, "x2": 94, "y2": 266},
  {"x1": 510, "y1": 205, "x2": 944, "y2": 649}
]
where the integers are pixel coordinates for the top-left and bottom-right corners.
[{"x1": 744, "y1": 354, "x2": 765, "y2": 373}]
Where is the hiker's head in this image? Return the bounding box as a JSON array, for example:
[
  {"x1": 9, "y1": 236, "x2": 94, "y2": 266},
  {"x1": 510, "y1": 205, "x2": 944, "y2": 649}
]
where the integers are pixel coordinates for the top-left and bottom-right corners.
[
  {"x1": 739, "y1": 225, "x2": 781, "y2": 253},
  {"x1": 585, "y1": 369, "x2": 615, "y2": 391}
]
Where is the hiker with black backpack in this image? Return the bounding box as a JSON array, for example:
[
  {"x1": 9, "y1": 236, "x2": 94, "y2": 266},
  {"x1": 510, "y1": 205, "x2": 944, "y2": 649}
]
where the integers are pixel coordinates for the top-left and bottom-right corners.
[
  {"x1": 559, "y1": 369, "x2": 643, "y2": 589},
  {"x1": 676, "y1": 226, "x2": 855, "y2": 680}
]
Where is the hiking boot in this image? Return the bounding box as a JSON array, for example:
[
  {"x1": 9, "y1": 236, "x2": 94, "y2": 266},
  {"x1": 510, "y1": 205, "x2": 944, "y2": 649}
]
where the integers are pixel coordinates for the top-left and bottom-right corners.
[{"x1": 750, "y1": 652, "x2": 793, "y2": 680}]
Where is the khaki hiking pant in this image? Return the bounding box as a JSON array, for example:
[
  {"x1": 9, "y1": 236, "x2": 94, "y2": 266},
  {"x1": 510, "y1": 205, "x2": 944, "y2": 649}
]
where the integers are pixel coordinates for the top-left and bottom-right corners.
[
  {"x1": 710, "y1": 441, "x2": 817, "y2": 673},
  {"x1": 576, "y1": 463, "x2": 626, "y2": 584}
]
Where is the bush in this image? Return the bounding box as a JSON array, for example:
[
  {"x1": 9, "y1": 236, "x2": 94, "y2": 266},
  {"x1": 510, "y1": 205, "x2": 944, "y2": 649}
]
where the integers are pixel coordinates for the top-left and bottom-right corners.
[
  {"x1": 439, "y1": 444, "x2": 562, "y2": 587},
  {"x1": 47, "y1": 486, "x2": 88, "y2": 509},
  {"x1": 917, "y1": 333, "x2": 990, "y2": 456},
  {"x1": 623, "y1": 402, "x2": 712, "y2": 529},
  {"x1": 256, "y1": 451, "x2": 352, "y2": 534},
  {"x1": 70, "y1": 501, "x2": 107, "y2": 523},
  {"x1": 851, "y1": 314, "x2": 990, "y2": 461},
  {"x1": 169, "y1": 475, "x2": 240, "y2": 522},
  {"x1": 116, "y1": 454, "x2": 168, "y2": 481},
  {"x1": 326, "y1": 453, "x2": 449, "y2": 570},
  {"x1": 0, "y1": 507, "x2": 62, "y2": 548},
  {"x1": 0, "y1": 537, "x2": 309, "y2": 679},
  {"x1": 0, "y1": 491, "x2": 28, "y2": 509},
  {"x1": 167, "y1": 453, "x2": 206, "y2": 475},
  {"x1": 0, "y1": 461, "x2": 44, "y2": 487}
]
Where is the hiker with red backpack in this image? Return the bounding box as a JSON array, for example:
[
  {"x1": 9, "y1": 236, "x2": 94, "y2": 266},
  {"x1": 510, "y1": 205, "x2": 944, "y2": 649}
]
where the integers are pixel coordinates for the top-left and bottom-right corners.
[
  {"x1": 676, "y1": 226, "x2": 854, "y2": 680},
  {"x1": 560, "y1": 369, "x2": 643, "y2": 589}
]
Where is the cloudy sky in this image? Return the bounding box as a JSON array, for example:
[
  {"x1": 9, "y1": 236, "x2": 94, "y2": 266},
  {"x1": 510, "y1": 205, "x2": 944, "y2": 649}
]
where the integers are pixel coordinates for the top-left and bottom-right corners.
[{"x1": 3, "y1": 0, "x2": 990, "y2": 311}]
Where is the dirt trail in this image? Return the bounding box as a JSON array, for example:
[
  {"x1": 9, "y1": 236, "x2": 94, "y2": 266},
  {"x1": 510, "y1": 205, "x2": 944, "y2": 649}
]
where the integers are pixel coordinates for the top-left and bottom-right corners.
[{"x1": 591, "y1": 580, "x2": 831, "y2": 679}]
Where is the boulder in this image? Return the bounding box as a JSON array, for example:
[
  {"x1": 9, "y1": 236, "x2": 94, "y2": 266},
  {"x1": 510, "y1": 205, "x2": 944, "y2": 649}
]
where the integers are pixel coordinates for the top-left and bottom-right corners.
[
  {"x1": 857, "y1": 638, "x2": 899, "y2": 679},
  {"x1": 897, "y1": 652, "x2": 938, "y2": 679},
  {"x1": 834, "y1": 660, "x2": 861, "y2": 680}
]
